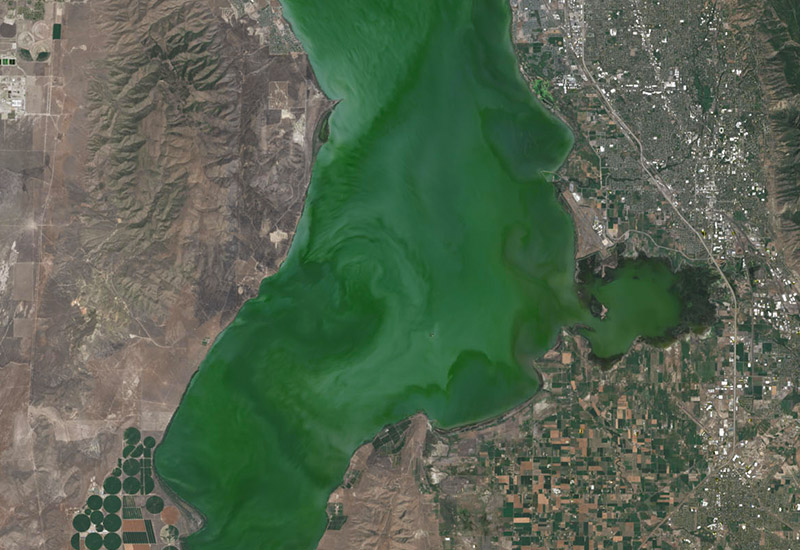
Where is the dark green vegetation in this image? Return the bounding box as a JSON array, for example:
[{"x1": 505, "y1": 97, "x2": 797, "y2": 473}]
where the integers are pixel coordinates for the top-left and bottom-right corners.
[
  {"x1": 667, "y1": 265, "x2": 717, "y2": 333},
  {"x1": 780, "y1": 390, "x2": 800, "y2": 417},
  {"x1": 103, "y1": 477, "x2": 121, "y2": 495},
  {"x1": 104, "y1": 533, "x2": 122, "y2": 550},
  {"x1": 123, "y1": 477, "x2": 141, "y2": 494},
  {"x1": 72, "y1": 427, "x2": 164, "y2": 549},
  {"x1": 531, "y1": 77, "x2": 554, "y2": 104},
  {"x1": 124, "y1": 427, "x2": 140, "y2": 445},
  {"x1": 154, "y1": 0, "x2": 708, "y2": 549},
  {"x1": 90, "y1": 511, "x2": 104, "y2": 525},
  {"x1": 325, "y1": 503, "x2": 348, "y2": 530},
  {"x1": 87, "y1": 495, "x2": 103, "y2": 510},
  {"x1": 103, "y1": 514, "x2": 122, "y2": 532},
  {"x1": 16, "y1": 48, "x2": 50, "y2": 62},
  {"x1": 73, "y1": 514, "x2": 90, "y2": 532},
  {"x1": 372, "y1": 418, "x2": 412, "y2": 455},
  {"x1": 146, "y1": 496, "x2": 164, "y2": 514},
  {"x1": 123, "y1": 458, "x2": 140, "y2": 476},
  {"x1": 693, "y1": 74, "x2": 714, "y2": 113},
  {"x1": 737, "y1": 422, "x2": 759, "y2": 441},
  {"x1": 85, "y1": 533, "x2": 103, "y2": 550}
]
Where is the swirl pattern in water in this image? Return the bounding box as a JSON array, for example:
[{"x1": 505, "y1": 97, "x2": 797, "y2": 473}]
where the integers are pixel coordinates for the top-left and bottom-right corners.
[{"x1": 155, "y1": 0, "x2": 682, "y2": 548}]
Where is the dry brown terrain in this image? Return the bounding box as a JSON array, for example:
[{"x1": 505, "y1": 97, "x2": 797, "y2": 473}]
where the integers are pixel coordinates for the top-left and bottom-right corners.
[
  {"x1": 0, "y1": 0, "x2": 330, "y2": 547},
  {"x1": 733, "y1": 0, "x2": 800, "y2": 275},
  {"x1": 317, "y1": 414, "x2": 442, "y2": 550},
  {"x1": 315, "y1": 395, "x2": 559, "y2": 550}
]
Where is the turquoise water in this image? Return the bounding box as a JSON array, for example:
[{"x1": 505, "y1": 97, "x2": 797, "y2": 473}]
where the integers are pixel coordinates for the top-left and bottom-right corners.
[{"x1": 154, "y1": 0, "x2": 683, "y2": 548}]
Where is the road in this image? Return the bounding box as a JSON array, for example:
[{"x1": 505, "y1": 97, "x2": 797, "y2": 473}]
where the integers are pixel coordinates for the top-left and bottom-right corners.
[
  {"x1": 559, "y1": 15, "x2": 744, "y2": 546},
  {"x1": 566, "y1": 38, "x2": 739, "y2": 446}
]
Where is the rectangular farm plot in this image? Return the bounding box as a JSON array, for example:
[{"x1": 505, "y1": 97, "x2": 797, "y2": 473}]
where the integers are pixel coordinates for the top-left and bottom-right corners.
[
  {"x1": 144, "y1": 520, "x2": 156, "y2": 543},
  {"x1": 121, "y1": 532, "x2": 149, "y2": 544},
  {"x1": 122, "y1": 507, "x2": 142, "y2": 519},
  {"x1": 122, "y1": 519, "x2": 156, "y2": 544},
  {"x1": 122, "y1": 519, "x2": 145, "y2": 532}
]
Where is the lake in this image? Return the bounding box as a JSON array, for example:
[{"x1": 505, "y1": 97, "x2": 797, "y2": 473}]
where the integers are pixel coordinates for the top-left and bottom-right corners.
[{"x1": 154, "y1": 0, "x2": 685, "y2": 548}]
